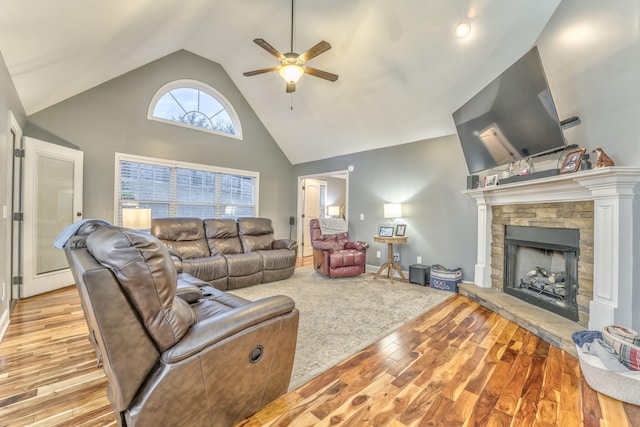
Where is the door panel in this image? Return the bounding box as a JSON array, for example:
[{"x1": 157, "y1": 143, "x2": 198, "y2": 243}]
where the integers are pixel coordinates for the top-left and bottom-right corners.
[
  {"x1": 22, "y1": 138, "x2": 83, "y2": 297},
  {"x1": 301, "y1": 179, "x2": 324, "y2": 257}
]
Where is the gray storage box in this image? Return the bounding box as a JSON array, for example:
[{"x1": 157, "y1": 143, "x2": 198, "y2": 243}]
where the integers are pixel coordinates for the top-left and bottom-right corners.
[
  {"x1": 409, "y1": 264, "x2": 430, "y2": 285},
  {"x1": 430, "y1": 264, "x2": 462, "y2": 293}
]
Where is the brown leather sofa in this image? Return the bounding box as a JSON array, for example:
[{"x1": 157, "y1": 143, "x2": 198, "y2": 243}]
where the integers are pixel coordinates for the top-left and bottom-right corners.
[
  {"x1": 151, "y1": 217, "x2": 297, "y2": 290},
  {"x1": 310, "y1": 218, "x2": 369, "y2": 278},
  {"x1": 64, "y1": 222, "x2": 299, "y2": 426}
]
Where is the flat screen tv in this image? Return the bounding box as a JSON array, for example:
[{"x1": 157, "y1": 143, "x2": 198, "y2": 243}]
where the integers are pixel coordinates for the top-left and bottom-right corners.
[{"x1": 453, "y1": 46, "x2": 566, "y2": 174}]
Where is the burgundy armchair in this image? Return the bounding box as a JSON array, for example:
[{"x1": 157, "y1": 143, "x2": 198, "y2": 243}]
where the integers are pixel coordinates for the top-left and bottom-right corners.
[{"x1": 310, "y1": 218, "x2": 369, "y2": 278}]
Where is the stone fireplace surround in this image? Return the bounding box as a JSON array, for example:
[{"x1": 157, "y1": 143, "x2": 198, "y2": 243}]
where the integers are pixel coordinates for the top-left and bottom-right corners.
[
  {"x1": 493, "y1": 203, "x2": 592, "y2": 326},
  {"x1": 464, "y1": 167, "x2": 640, "y2": 333}
]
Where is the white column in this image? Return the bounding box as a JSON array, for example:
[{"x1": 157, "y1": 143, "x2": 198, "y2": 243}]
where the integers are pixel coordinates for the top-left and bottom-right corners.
[
  {"x1": 467, "y1": 191, "x2": 492, "y2": 288},
  {"x1": 578, "y1": 172, "x2": 640, "y2": 330}
]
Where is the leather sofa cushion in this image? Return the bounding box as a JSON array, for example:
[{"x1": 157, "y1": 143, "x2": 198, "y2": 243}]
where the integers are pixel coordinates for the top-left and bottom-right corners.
[
  {"x1": 87, "y1": 226, "x2": 197, "y2": 352},
  {"x1": 205, "y1": 219, "x2": 243, "y2": 254},
  {"x1": 260, "y1": 249, "x2": 296, "y2": 270},
  {"x1": 152, "y1": 218, "x2": 211, "y2": 259},
  {"x1": 238, "y1": 217, "x2": 274, "y2": 252},
  {"x1": 181, "y1": 256, "x2": 228, "y2": 283},
  {"x1": 241, "y1": 234, "x2": 273, "y2": 252},
  {"x1": 224, "y1": 252, "x2": 263, "y2": 277},
  {"x1": 238, "y1": 217, "x2": 273, "y2": 235}
]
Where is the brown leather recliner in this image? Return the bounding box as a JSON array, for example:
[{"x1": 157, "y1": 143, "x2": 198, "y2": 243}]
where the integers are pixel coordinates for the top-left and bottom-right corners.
[
  {"x1": 310, "y1": 218, "x2": 369, "y2": 278},
  {"x1": 64, "y1": 223, "x2": 299, "y2": 427}
]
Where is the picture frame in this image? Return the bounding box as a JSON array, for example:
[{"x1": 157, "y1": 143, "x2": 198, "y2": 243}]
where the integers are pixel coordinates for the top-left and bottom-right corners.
[
  {"x1": 484, "y1": 174, "x2": 498, "y2": 187},
  {"x1": 395, "y1": 224, "x2": 406, "y2": 237},
  {"x1": 378, "y1": 224, "x2": 395, "y2": 237},
  {"x1": 559, "y1": 148, "x2": 586, "y2": 174}
]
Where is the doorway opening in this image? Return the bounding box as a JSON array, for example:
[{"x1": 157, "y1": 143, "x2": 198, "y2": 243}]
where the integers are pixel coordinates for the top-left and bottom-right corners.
[{"x1": 296, "y1": 170, "x2": 348, "y2": 264}]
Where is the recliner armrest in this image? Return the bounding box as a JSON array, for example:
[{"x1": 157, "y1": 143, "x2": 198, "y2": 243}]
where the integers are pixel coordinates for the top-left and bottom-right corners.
[
  {"x1": 345, "y1": 241, "x2": 369, "y2": 251},
  {"x1": 175, "y1": 281, "x2": 203, "y2": 304},
  {"x1": 161, "y1": 295, "x2": 296, "y2": 363},
  {"x1": 312, "y1": 241, "x2": 341, "y2": 251}
]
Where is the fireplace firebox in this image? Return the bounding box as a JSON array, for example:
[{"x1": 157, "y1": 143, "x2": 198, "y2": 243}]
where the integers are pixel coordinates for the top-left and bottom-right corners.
[{"x1": 504, "y1": 225, "x2": 579, "y2": 321}]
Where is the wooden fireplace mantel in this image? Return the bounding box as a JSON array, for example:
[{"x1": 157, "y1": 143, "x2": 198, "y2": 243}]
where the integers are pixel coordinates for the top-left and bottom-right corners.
[{"x1": 463, "y1": 166, "x2": 640, "y2": 331}]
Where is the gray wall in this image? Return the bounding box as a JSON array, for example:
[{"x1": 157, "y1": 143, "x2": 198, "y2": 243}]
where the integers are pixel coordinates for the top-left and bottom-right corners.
[
  {"x1": 0, "y1": 51, "x2": 26, "y2": 328},
  {"x1": 293, "y1": 135, "x2": 479, "y2": 280},
  {"x1": 537, "y1": 0, "x2": 640, "y2": 164},
  {"x1": 27, "y1": 50, "x2": 296, "y2": 238}
]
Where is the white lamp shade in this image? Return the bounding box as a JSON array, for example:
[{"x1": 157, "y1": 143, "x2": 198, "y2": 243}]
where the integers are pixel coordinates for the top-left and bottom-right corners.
[
  {"x1": 383, "y1": 203, "x2": 402, "y2": 219},
  {"x1": 279, "y1": 64, "x2": 304, "y2": 83},
  {"x1": 327, "y1": 205, "x2": 341, "y2": 217},
  {"x1": 122, "y1": 208, "x2": 151, "y2": 229}
]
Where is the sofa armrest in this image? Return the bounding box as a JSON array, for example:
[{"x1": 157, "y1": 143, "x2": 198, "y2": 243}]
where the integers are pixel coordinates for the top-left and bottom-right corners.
[
  {"x1": 345, "y1": 241, "x2": 369, "y2": 251},
  {"x1": 273, "y1": 239, "x2": 296, "y2": 251},
  {"x1": 161, "y1": 295, "x2": 296, "y2": 363}
]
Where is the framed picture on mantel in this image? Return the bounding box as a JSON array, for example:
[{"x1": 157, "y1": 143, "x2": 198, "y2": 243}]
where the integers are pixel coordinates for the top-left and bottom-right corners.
[
  {"x1": 484, "y1": 174, "x2": 498, "y2": 187},
  {"x1": 560, "y1": 148, "x2": 586, "y2": 174}
]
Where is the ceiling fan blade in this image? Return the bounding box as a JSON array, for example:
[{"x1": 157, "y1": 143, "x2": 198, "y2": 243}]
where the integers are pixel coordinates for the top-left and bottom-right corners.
[
  {"x1": 243, "y1": 67, "x2": 280, "y2": 77},
  {"x1": 253, "y1": 39, "x2": 285, "y2": 60},
  {"x1": 298, "y1": 40, "x2": 331, "y2": 63},
  {"x1": 286, "y1": 82, "x2": 296, "y2": 93},
  {"x1": 305, "y1": 67, "x2": 339, "y2": 82}
]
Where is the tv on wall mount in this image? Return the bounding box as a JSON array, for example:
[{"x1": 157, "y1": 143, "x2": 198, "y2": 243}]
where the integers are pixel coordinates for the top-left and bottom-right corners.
[{"x1": 453, "y1": 46, "x2": 566, "y2": 174}]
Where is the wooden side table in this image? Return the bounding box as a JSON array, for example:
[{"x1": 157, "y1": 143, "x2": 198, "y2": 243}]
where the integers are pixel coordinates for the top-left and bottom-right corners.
[{"x1": 373, "y1": 235, "x2": 408, "y2": 283}]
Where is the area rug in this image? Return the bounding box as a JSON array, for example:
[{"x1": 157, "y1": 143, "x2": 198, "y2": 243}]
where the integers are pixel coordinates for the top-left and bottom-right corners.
[{"x1": 229, "y1": 266, "x2": 453, "y2": 390}]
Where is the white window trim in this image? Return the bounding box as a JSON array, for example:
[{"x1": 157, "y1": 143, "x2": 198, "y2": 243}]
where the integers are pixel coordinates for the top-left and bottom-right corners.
[
  {"x1": 147, "y1": 79, "x2": 243, "y2": 140},
  {"x1": 113, "y1": 152, "x2": 259, "y2": 224}
]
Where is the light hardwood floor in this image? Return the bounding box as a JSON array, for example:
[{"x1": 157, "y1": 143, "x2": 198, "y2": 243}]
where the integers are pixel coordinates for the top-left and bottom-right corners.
[{"x1": 0, "y1": 286, "x2": 638, "y2": 426}]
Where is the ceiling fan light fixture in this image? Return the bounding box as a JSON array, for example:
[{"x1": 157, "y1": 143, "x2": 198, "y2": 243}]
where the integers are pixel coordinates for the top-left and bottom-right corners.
[{"x1": 279, "y1": 64, "x2": 304, "y2": 83}]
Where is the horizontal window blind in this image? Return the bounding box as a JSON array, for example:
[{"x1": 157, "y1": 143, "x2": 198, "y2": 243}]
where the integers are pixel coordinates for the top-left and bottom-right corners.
[{"x1": 115, "y1": 153, "x2": 258, "y2": 225}]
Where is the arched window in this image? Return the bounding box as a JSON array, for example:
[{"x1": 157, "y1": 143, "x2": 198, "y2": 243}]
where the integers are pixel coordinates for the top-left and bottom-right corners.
[{"x1": 148, "y1": 80, "x2": 242, "y2": 139}]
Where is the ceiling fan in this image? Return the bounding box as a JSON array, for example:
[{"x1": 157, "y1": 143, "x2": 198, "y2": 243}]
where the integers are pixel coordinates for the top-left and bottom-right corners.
[{"x1": 243, "y1": 0, "x2": 338, "y2": 93}]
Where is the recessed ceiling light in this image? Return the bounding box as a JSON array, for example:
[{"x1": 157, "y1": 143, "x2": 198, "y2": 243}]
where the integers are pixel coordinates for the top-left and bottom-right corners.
[{"x1": 456, "y1": 22, "x2": 471, "y2": 38}]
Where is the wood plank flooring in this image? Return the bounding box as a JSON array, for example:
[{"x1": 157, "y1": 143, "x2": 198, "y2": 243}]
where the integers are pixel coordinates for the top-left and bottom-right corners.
[{"x1": 0, "y1": 286, "x2": 638, "y2": 426}]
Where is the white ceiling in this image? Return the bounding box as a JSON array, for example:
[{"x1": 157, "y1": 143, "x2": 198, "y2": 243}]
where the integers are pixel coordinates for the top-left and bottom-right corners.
[{"x1": 0, "y1": 0, "x2": 561, "y2": 164}]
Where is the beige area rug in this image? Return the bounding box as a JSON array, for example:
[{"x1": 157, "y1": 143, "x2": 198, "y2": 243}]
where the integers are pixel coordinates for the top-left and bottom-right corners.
[{"x1": 229, "y1": 266, "x2": 453, "y2": 391}]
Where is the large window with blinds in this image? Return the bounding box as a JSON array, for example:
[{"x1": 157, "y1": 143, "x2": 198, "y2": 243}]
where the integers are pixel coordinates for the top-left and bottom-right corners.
[{"x1": 115, "y1": 153, "x2": 258, "y2": 225}]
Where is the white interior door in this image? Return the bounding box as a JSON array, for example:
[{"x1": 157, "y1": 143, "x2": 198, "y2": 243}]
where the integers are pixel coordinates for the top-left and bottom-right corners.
[
  {"x1": 301, "y1": 179, "x2": 325, "y2": 257},
  {"x1": 22, "y1": 137, "x2": 83, "y2": 298}
]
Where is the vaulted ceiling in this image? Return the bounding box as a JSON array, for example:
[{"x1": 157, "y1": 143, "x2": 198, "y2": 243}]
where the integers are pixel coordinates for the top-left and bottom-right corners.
[{"x1": 0, "y1": 0, "x2": 561, "y2": 164}]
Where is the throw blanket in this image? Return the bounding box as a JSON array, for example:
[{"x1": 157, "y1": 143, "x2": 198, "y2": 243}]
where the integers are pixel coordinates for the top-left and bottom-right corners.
[
  {"x1": 318, "y1": 218, "x2": 348, "y2": 235},
  {"x1": 54, "y1": 219, "x2": 112, "y2": 249}
]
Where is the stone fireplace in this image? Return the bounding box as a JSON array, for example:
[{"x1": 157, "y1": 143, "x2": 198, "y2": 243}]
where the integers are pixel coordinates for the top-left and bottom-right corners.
[
  {"x1": 493, "y1": 205, "x2": 592, "y2": 325},
  {"x1": 465, "y1": 167, "x2": 640, "y2": 332}
]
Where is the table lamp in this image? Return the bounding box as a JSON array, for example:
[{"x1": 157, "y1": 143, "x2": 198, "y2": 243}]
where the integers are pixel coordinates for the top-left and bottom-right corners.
[
  {"x1": 122, "y1": 208, "x2": 152, "y2": 230},
  {"x1": 327, "y1": 205, "x2": 341, "y2": 218},
  {"x1": 383, "y1": 203, "x2": 402, "y2": 222}
]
